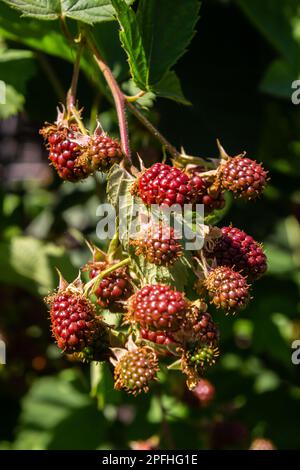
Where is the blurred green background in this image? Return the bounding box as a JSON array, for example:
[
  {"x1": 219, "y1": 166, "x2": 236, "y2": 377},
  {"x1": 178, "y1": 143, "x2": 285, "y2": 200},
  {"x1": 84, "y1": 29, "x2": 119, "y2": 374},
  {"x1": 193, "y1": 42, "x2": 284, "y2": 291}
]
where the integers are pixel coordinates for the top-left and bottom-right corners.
[{"x1": 1, "y1": 0, "x2": 300, "y2": 450}]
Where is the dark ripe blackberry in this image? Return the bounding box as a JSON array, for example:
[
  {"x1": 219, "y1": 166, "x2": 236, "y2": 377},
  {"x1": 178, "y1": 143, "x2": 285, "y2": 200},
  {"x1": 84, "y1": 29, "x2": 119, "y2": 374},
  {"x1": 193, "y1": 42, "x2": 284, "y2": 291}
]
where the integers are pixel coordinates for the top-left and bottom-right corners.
[
  {"x1": 140, "y1": 327, "x2": 175, "y2": 345},
  {"x1": 205, "y1": 266, "x2": 250, "y2": 313},
  {"x1": 220, "y1": 156, "x2": 267, "y2": 199},
  {"x1": 135, "y1": 162, "x2": 204, "y2": 207},
  {"x1": 87, "y1": 134, "x2": 123, "y2": 172},
  {"x1": 250, "y1": 438, "x2": 276, "y2": 450},
  {"x1": 112, "y1": 343, "x2": 158, "y2": 395},
  {"x1": 130, "y1": 224, "x2": 182, "y2": 266},
  {"x1": 193, "y1": 379, "x2": 215, "y2": 406},
  {"x1": 47, "y1": 290, "x2": 97, "y2": 353},
  {"x1": 89, "y1": 262, "x2": 133, "y2": 313},
  {"x1": 127, "y1": 284, "x2": 189, "y2": 332},
  {"x1": 41, "y1": 125, "x2": 91, "y2": 182},
  {"x1": 213, "y1": 226, "x2": 267, "y2": 279}
]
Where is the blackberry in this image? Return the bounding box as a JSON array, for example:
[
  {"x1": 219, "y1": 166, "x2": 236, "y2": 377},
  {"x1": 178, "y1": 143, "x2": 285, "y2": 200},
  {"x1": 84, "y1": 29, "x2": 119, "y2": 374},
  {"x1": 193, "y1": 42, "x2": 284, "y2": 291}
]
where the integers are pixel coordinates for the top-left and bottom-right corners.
[
  {"x1": 205, "y1": 266, "x2": 250, "y2": 313},
  {"x1": 130, "y1": 223, "x2": 182, "y2": 266},
  {"x1": 86, "y1": 133, "x2": 123, "y2": 172},
  {"x1": 212, "y1": 226, "x2": 267, "y2": 279},
  {"x1": 133, "y1": 162, "x2": 204, "y2": 207},
  {"x1": 111, "y1": 338, "x2": 158, "y2": 395},
  {"x1": 220, "y1": 156, "x2": 267, "y2": 199},
  {"x1": 89, "y1": 261, "x2": 133, "y2": 313},
  {"x1": 127, "y1": 284, "x2": 189, "y2": 332}
]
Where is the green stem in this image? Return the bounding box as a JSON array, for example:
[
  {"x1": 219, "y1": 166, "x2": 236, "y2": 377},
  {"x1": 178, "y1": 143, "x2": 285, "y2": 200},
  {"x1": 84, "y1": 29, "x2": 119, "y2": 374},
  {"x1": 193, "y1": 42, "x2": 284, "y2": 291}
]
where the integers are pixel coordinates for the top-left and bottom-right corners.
[{"x1": 84, "y1": 257, "x2": 131, "y2": 294}]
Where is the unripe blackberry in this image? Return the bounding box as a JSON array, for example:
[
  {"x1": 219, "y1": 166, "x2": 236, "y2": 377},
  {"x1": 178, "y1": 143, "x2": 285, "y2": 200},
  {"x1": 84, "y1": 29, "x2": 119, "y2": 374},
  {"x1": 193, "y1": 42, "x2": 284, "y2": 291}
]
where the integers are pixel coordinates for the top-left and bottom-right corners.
[
  {"x1": 127, "y1": 284, "x2": 189, "y2": 332},
  {"x1": 212, "y1": 226, "x2": 267, "y2": 279},
  {"x1": 181, "y1": 344, "x2": 219, "y2": 389},
  {"x1": 89, "y1": 261, "x2": 133, "y2": 313},
  {"x1": 140, "y1": 327, "x2": 175, "y2": 345},
  {"x1": 205, "y1": 266, "x2": 250, "y2": 313},
  {"x1": 220, "y1": 156, "x2": 267, "y2": 199},
  {"x1": 130, "y1": 224, "x2": 182, "y2": 266},
  {"x1": 188, "y1": 344, "x2": 219, "y2": 370},
  {"x1": 40, "y1": 125, "x2": 91, "y2": 182},
  {"x1": 46, "y1": 288, "x2": 98, "y2": 353},
  {"x1": 111, "y1": 338, "x2": 158, "y2": 395},
  {"x1": 193, "y1": 379, "x2": 215, "y2": 406},
  {"x1": 133, "y1": 162, "x2": 204, "y2": 207},
  {"x1": 86, "y1": 134, "x2": 123, "y2": 172},
  {"x1": 250, "y1": 438, "x2": 276, "y2": 450}
]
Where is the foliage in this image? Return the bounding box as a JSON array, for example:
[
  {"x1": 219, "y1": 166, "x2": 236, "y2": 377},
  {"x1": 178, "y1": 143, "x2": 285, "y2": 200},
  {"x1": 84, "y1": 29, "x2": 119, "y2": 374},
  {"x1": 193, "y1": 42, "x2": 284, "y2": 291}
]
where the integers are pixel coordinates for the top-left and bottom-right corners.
[{"x1": 0, "y1": 0, "x2": 300, "y2": 451}]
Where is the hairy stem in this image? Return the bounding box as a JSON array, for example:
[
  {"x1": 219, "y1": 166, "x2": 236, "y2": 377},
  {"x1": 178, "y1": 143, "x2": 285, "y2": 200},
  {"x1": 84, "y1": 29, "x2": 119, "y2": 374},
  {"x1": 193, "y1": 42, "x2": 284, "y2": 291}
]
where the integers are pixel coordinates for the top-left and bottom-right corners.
[
  {"x1": 126, "y1": 102, "x2": 180, "y2": 160},
  {"x1": 84, "y1": 31, "x2": 131, "y2": 162}
]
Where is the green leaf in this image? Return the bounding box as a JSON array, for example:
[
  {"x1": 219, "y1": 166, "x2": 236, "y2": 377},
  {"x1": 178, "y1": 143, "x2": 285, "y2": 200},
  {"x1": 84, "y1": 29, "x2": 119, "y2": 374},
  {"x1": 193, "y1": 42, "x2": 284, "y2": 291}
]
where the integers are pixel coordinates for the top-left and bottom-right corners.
[
  {"x1": 106, "y1": 164, "x2": 135, "y2": 250},
  {"x1": 111, "y1": 0, "x2": 148, "y2": 90},
  {"x1": 151, "y1": 71, "x2": 191, "y2": 105},
  {"x1": 136, "y1": 0, "x2": 200, "y2": 86},
  {"x1": 0, "y1": 236, "x2": 76, "y2": 295},
  {"x1": 3, "y1": 0, "x2": 135, "y2": 24},
  {"x1": 0, "y1": 83, "x2": 24, "y2": 118},
  {"x1": 260, "y1": 59, "x2": 298, "y2": 98},
  {"x1": 112, "y1": 0, "x2": 200, "y2": 99}
]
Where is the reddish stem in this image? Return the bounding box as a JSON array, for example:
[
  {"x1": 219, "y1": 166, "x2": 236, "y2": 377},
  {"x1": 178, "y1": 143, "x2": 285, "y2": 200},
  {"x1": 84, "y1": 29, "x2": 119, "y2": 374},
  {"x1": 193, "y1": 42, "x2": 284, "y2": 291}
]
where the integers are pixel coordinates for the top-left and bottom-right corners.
[{"x1": 85, "y1": 32, "x2": 131, "y2": 162}]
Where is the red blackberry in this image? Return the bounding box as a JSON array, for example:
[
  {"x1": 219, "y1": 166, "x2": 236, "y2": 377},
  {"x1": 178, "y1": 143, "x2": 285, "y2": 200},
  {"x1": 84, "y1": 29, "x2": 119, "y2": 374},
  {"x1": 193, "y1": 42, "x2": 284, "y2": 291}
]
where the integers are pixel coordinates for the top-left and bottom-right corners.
[
  {"x1": 127, "y1": 284, "x2": 189, "y2": 332},
  {"x1": 193, "y1": 379, "x2": 215, "y2": 406},
  {"x1": 130, "y1": 223, "x2": 182, "y2": 266},
  {"x1": 89, "y1": 261, "x2": 133, "y2": 313},
  {"x1": 111, "y1": 338, "x2": 158, "y2": 395},
  {"x1": 46, "y1": 289, "x2": 98, "y2": 353},
  {"x1": 205, "y1": 266, "x2": 250, "y2": 313},
  {"x1": 86, "y1": 133, "x2": 123, "y2": 172},
  {"x1": 188, "y1": 166, "x2": 225, "y2": 213},
  {"x1": 133, "y1": 162, "x2": 204, "y2": 207},
  {"x1": 189, "y1": 310, "x2": 219, "y2": 345},
  {"x1": 140, "y1": 327, "x2": 175, "y2": 345},
  {"x1": 250, "y1": 438, "x2": 276, "y2": 450},
  {"x1": 220, "y1": 156, "x2": 267, "y2": 199},
  {"x1": 212, "y1": 226, "x2": 267, "y2": 279},
  {"x1": 40, "y1": 125, "x2": 91, "y2": 182}
]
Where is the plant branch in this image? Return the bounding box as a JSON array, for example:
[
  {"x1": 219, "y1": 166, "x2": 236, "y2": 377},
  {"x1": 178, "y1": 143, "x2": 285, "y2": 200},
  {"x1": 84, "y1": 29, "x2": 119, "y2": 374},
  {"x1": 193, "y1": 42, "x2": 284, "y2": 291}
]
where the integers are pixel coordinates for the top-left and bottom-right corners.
[
  {"x1": 126, "y1": 101, "x2": 181, "y2": 160},
  {"x1": 67, "y1": 39, "x2": 84, "y2": 110},
  {"x1": 84, "y1": 30, "x2": 131, "y2": 162}
]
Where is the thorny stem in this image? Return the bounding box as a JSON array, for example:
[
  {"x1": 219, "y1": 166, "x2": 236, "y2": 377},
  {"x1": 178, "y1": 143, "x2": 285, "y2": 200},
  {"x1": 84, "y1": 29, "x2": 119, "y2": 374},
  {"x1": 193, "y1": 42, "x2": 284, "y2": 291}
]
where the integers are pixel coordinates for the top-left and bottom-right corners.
[
  {"x1": 84, "y1": 257, "x2": 131, "y2": 294},
  {"x1": 126, "y1": 101, "x2": 181, "y2": 160},
  {"x1": 84, "y1": 30, "x2": 132, "y2": 162}
]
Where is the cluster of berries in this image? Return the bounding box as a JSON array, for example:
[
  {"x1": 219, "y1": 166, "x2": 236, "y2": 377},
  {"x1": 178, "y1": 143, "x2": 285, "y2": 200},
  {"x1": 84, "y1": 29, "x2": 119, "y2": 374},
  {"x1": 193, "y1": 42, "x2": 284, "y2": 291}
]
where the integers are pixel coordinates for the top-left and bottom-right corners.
[
  {"x1": 43, "y1": 112, "x2": 268, "y2": 396},
  {"x1": 40, "y1": 108, "x2": 123, "y2": 182}
]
